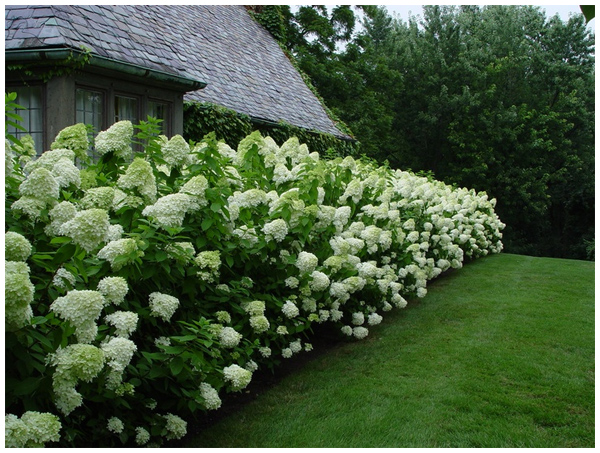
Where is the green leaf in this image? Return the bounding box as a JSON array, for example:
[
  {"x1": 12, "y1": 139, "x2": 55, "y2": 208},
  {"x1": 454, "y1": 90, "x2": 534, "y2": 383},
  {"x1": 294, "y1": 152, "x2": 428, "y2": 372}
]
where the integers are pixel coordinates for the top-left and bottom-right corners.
[
  {"x1": 170, "y1": 356, "x2": 185, "y2": 376},
  {"x1": 201, "y1": 217, "x2": 214, "y2": 231}
]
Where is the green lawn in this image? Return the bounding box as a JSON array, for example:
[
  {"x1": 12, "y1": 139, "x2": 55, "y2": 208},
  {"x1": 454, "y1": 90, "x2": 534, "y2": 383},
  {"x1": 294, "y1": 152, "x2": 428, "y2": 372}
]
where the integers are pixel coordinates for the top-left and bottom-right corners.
[{"x1": 184, "y1": 254, "x2": 595, "y2": 448}]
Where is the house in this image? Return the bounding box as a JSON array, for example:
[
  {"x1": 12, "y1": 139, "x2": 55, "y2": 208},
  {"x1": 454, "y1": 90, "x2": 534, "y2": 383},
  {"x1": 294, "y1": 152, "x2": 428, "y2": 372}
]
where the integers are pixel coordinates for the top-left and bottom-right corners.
[{"x1": 5, "y1": 5, "x2": 351, "y2": 154}]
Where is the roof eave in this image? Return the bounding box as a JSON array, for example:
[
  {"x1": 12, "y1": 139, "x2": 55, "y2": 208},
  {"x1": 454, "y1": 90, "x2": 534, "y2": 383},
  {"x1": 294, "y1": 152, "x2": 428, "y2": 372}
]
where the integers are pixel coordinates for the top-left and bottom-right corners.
[{"x1": 6, "y1": 47, "x2": 207, "y2": 92}]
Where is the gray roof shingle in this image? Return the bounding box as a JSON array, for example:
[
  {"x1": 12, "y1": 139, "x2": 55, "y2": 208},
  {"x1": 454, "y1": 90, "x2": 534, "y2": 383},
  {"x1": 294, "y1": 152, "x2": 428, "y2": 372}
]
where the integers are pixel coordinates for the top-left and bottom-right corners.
[{"x1": 5, "y1": 5, "x2": 350, "y2": 139}]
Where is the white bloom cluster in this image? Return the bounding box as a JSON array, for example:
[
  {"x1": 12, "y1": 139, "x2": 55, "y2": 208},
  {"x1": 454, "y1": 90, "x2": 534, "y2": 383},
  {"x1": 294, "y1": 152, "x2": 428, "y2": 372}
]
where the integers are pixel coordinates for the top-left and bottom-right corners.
[
  {"x1": 60, "y1": 209, "x2": 111, "y2": 252},
  {"x1": 97, "y1": 276, "x2": 129, "y2": 305},
  {"x1": 163, "y1": 413, "x2": 187, "y2": 440},
  {"x1": 5, "y1": 261, "x2": 35, "y2": 330},
  {"x1": 223, "y1": 364, "x2": 252, "y2": 391},
  {"x1": 161, "y1": 135, "x2": 190, "y2": 168},
  {"x1": 97, "y1": 238, "x2": 143, "y2": 270},
  {"x1": 295, "y1": 251, "x2": 318, "y2": 274},
  {"x1": 80, "y1": 187, "x2": 115, "y2": 210},
  {"x1": 52, "y1": 267, "x2": 76, "y2": 290},
  {"x1": 107, "y1": 417, "x2": 124, "y2": 434},
  {"x1": 309, "y1": 270, "x2": 330, "y2": 292},
  {"x1": 105, "y1": 311, "x2": 138, "y2": 338},
  {"x1": 45, "y1": 201, "x2": 78, "y2": 236},
  {"x1": 195, "y1": 250, "x2": 221, "y2": 282},
  {"x1": 148, "y1": 292, "x2": 180, "y2": 322},
  {"x1": 199, "y1": 382, "x2": 222, "y2": 410},
  {"x1": 50, "y1": 123, "x2": 89, "y2": 160},
  {"x1": 262, "y1": 218, "x2": 288, "y2": 242},
  {"x1": 142, "y1": 193, "x2": 195, "y2": 228},
  {"x1": 117, "y1": 157, "x2": 157, "y2": 203},
  {"x1": 50, "y1": 290, "x2": 106, "y2": 343},
  {"x1": 5, "y1": 231, "x2": 32, "y2": 262},
  {"x1": 281, "y1": 300, "x2": 300, "y2": 318},
  {"x1": 179, "y1": 175, "x2": 209, "y2": 207},
  {"x1": 48, "y1": 344, "x2": 105, "y2": 415},
  {"x1": 5, "y1": 412, "x2": 62, "y2": 447},
  {"x1": 219, "y1": 326, "x2": 243, "y2": 348},
  {"x1": 95, "y1": 120, "x2": 133, "y2": 159},
  {"x1": 215, "y1": 310, "x2": 231, "y2": 324},
  {"x1": 135, "y1": 427, "x2": 150, "y2": 445},
  {"x1": 165, "y1": 242, "x2": 196, "y2": 263},
  {"x1": 101, "y1": 337, "x2": 137, "y2": 390}
]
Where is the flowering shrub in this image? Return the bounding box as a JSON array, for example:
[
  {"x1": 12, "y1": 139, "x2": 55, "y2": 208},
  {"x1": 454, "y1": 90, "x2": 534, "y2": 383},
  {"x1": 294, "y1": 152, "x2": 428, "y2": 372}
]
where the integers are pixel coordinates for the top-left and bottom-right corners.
[{"x1": 5, "y1": 118, "x2": 504, "y2": 447}]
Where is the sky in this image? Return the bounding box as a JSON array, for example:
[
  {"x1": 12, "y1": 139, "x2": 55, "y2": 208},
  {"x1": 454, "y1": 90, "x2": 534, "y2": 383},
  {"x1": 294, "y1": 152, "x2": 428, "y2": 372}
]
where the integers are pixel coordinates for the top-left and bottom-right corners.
[{"x1": 375, "y1": 4, "x2": 594, "y2": 33}]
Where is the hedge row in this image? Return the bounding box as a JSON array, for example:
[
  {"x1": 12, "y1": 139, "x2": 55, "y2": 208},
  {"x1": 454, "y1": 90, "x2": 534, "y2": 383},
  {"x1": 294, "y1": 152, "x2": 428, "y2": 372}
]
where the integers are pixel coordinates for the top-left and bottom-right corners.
[{"x1": 5, "y1": 120, "x2": 504, "y2": 447}]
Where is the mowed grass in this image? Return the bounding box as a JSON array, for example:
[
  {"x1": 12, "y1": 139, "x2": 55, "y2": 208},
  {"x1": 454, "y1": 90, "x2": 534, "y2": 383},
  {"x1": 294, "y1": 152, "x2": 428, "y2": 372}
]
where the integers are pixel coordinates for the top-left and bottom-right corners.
[{"x1": 185, "y1": 254, "x2": 595, "y2": 448}]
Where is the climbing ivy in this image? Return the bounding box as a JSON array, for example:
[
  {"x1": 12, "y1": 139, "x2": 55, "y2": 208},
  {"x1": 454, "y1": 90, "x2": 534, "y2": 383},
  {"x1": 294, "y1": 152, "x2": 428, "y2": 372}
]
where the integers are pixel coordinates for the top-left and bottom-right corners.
[{"x1": 183, "y1": 101, "x2": 359, "y2": 158}]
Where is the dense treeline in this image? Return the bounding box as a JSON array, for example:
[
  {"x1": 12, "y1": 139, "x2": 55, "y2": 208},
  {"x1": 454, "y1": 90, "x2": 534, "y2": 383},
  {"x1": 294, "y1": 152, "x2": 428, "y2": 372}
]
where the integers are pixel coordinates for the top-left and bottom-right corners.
[{"x1": 253, "y1": 5, "x2": 595, "y2": 259}]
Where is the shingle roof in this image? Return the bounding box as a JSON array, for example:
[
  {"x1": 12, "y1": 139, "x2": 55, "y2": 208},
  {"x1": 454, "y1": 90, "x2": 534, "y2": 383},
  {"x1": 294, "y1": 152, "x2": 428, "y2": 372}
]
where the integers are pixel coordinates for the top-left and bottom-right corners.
[{"x1": 5, "y1": 5, "x2": 350, "y2": 139}]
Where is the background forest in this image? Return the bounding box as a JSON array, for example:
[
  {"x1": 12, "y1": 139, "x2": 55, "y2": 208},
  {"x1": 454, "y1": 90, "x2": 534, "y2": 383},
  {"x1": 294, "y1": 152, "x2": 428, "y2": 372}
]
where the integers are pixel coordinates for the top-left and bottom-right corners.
[{"x1": 252, "y1": 5, "x2": 595, "y2": 260}]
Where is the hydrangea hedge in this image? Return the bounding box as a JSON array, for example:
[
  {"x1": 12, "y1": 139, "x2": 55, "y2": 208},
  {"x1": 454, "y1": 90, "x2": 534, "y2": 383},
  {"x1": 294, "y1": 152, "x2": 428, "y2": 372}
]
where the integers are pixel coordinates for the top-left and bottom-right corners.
[{"x1": 5, "y1": 119, "x2": 505, "y2": 447}]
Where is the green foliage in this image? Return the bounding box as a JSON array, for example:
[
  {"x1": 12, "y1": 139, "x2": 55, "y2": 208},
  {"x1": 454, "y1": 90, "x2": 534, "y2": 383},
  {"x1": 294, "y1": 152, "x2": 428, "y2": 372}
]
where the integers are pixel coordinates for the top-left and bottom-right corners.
[
  {"x1": 186, "y1": 254, "x2": 595, "y2": 448},
  {"x1": 274, "y1": 5, "x2": 595, "y2": 260},
  {"x1": 5, "y1": 113, "x2": 504, "y2": 447},
  {"x1": 183, "y1": 101, "x2": 358, "y2": 159},
  {"x1": 7, "y1": 46, "x2": 91, "y2": 83}
]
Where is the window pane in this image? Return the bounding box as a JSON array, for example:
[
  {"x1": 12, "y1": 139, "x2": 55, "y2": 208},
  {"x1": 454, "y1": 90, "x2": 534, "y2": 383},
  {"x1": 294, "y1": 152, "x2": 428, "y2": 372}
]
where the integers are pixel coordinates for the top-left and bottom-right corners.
[
  {"x1": 76, "y1": 88, "x2": 104, "y2": 134},
  {"x1": 6, "y1": 86, "x2": 44, "y2": 155},
  {"x1": 115, "y1": 95, "x2": 138, "y2": 123},
  {"x1": 148, "y1": 100, "x2": 169, "y2": 134}
]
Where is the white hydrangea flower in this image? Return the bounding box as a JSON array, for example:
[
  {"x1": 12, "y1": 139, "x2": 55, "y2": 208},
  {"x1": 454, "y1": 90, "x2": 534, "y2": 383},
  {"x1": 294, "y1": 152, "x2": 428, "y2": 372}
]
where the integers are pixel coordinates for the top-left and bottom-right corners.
[
  {"x1": 101, "y1": 337, "x2": 137, "y2": 390},
  {"x1": 50, "y1": 290, "x2": 106, "y2": 344},
  {"x1": 10, "y1": 196, "x2": 47, "y2": 221},
  {"x1": 276, "y1": 326, "x2": 289, "y2": 335},
  {"x1": 249, "y1": 315, "x2": 270, "y2": 333},
  {"x1": 106, "y1": 224, "x2": 124, "y2": 242},
  {"x1": 52, "y1": 158, "x2": 81, "y2": 189},
  {"x1": 135, "y1": 427, "x2": 150, "y2": 446},
  {"x1": 195, "y1": 251, "x2": 221, "y2": 282},
  {"x1": 215, "y1": 310, "x2": 231, "y2": 324},
  {"x1": 333, "y1": 206, "x2": 351, "y2": 231},
  {"x1": 107, "y1": 417, "x2": 124, "y2": 434},
  {"x1": 5, "y1": 231, "x2": 32, "y2": 262},
  {"x1": 95, "y1": 120, "x2": 133, "y2": 159},
  {"x1": 281, "y1": 348, "x2": 293, "y2": 359},
  {"x1": 199, "y1": 382, "x2": 222, "y2": 410},
  {"x1": 5, "y1": 412, "x2": 62, "y2": 448},
  {"x1": 142, "y1": 193, "x2": 195, "y2": 229},
  {"x1": 148, "y1": 292, "x2": 180, "y2": 322},
  {"x1": 244, "y1": 300, "x2": 265, "y2": 316},
  {"x1": 223, "y1": 364, "x2": 252, "y2": 391},
  {"x1": 262, "y1": 218, "x2": 288, "y2": 243},
  {"x1": 219, "y1": 326, "x2": 242, "y2": 348},
  {"x1": 19, "y1": 167, "x2": 60, "y2": 203},
  {"x1": 368, "y1": 313, "x2": 383, "y2": 326},
  {"x1": 282, "y1": 300, "x2": 300, "y2": 318},
  {"x1": 295, "y1": 251, "x2": 318, "y2": 274},
  {"x1": 259, "y1": 347, "x2": 272, "y2": 358},
  {"x1": 117, "y1": 157, "x2": 156, "y2": 203},
  {"x1": 352, "y1": 312, "x2": 365, "y2": 325},
  {"x1": 163, "y1": 413, "x2": 187, "y2": 440},
  {"x1": 45, "y1": 201, "x2": 78, "y2": 236},
  {"x1": 285, "y1": 276, "x2": 300, "y2": 288},
  {"x1": 105, "y1": 311, "x2": 138, "y2": 338},
  {"x1": 340, "y1": 325, "x2": 353, "y2": 336},
  {"x1": 60, "y1": 208, "x2": 110, "y2": 252},
  {"x1": 289, "y1": 339, "x2": 302, "y2": 354},
  {"x1": 97, "y1": 276, "x2": 129, "y2": 305},
  {"x1": 161, "y1": 134, "x2": 190, "y2": 168},
  {"x1": 47, "y1": 344, "x2": 105, "y2": 415},
  {"x1": 97, "y1": 239, "x2": 143, "y2": 270},
  {"x1": 5, "y1": 261, "x2": 35, "y2": 331},
  {"x1": 353, "y1": 326, "x2": 369, "y2": 339},
  {"x1": 52, "y1": 267, "x2": 76, "y2": 290},
  {"x1": 154, "y1": 336, "x2": 171, "y2": 347}
]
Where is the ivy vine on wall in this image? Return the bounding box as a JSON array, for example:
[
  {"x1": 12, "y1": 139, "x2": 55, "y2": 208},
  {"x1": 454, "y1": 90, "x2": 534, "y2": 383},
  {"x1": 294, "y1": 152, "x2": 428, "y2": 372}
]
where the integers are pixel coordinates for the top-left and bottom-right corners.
[{"x1": 183, "y1": 101, "x2": 359, "y2": 158}]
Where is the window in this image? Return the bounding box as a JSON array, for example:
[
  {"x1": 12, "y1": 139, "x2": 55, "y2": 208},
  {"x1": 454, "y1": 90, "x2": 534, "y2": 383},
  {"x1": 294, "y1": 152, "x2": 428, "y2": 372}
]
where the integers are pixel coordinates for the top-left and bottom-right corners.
[
  {"x1": 148, "y1": 100, "x2": 170, "y2": 135},
  {"x1": 115, "y1": 95, "x2": 139, "y2": 123},
  {"x1": 7, "y1": 86, "x2": 44, "y2": 155},
  {"x1": 76, "y1": 88, "x2": 104, "y2": 134}
]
